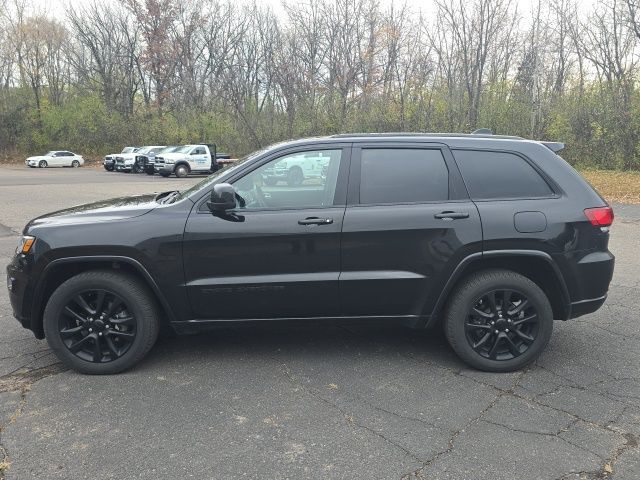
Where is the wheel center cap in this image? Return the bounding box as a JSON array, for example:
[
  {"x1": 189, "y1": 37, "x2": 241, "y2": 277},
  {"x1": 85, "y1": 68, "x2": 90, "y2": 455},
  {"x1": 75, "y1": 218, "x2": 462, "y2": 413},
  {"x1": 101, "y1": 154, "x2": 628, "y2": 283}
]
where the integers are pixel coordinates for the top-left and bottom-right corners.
[
  {"x1": 94, "y1": 319, "x2": 105, "y2": 329},
  {"x1": 495, "y1": 319, "x2": 509, "y2": 330}
]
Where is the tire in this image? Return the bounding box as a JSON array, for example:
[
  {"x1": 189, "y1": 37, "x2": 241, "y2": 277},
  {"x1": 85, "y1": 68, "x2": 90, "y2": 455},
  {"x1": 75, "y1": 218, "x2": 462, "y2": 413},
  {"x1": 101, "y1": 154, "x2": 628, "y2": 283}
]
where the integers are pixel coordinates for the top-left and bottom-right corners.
[
  {"x1": 72, "y1": 160, "x2": 80, "y2": 168},
  {"x1": 159, "y1": 172, "x2": 171, "y2": 178},
  {"x1": 286, "y1": 167, "x2": 304, "y2": 186},
  {"x1": 39, "y1": 160, "x2": 47, "y2": 168},
  {"x1": 175, "y1": 164, "x2": 189, "y2": 178},
  {"x1": 104, "y1": 165, "x2": 113, "y2": 171},
  {"x1": 132, "y1": 164, "x2": 140, "y2": 174},
  {"x1": 146, "y1": 169, "x2": 155, "y2": 175},
  {"x1": 443, "y1": 269, "x2": 553, "y2": 372},
  {"x1": 43, "y1": 270, "x2": 160, "y2": 375}
]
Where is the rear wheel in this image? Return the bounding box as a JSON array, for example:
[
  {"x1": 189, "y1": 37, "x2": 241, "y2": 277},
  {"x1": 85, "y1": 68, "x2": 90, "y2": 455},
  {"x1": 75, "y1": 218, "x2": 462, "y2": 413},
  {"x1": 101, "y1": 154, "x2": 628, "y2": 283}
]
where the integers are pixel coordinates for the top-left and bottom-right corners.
[
  {"x1": 175, "y1": 164, "x2": 189, "y2": 178},
  {"x1": 444, "y1": 269, "x2": 553, "y2": 372},
  {"x1": 43, "y1": 270, "x2": 159, "y2": 374},
  {"x1": 39, "y1": 160, "x2": 48, "y2": 168},
  {"x1": 72, "y1": 160, "x2": 80, "y2": 168}
]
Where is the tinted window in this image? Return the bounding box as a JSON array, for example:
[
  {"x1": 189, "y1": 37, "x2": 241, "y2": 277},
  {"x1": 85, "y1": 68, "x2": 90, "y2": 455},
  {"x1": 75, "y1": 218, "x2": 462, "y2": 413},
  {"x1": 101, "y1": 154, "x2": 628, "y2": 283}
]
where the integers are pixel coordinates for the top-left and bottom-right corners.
[
  {"x1": 359, "y1": 149, "x2": 449, "y2": 204},
  {"x1": 454, "y1": 150, "x2": 553, "y2": 199},
  {"x1": 233, "y1": 149, "x2": 342, "y2": 209}
]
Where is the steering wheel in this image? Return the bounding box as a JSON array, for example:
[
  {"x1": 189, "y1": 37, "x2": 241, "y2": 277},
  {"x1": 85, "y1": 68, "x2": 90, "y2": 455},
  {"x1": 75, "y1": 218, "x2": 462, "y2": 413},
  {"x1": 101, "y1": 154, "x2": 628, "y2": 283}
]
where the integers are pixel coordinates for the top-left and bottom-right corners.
[{"x1": 252, "y1": 184, "x2": 268, "y2": 208}]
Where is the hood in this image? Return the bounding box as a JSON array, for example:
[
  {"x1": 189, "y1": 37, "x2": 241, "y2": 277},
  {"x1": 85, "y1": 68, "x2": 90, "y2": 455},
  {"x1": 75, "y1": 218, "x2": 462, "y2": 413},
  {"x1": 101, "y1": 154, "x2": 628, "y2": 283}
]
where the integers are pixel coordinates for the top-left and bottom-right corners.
[
  {"x1": 26, "y1": 156, "x2": 47, "y2": 161},
  {"x1": 25, "y1": 194, "x2": 158, "y2": 230}
]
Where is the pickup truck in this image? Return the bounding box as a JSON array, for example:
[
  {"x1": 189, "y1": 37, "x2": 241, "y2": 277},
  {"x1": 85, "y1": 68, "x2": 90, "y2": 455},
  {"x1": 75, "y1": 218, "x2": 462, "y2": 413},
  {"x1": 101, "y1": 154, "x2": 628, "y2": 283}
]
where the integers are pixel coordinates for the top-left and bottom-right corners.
[
  {"x1": 262, "y1": 151, "x2": 330, "y2": 186},
  {"x1": 104, "y1": 147, "x2": 139, "y2": 171},
  {"x1": 155, "y1": 144, "x2": 229, "y2": 178},
  {"x1": 115, "y1": 146, "x2": 165, "y2": 172}
]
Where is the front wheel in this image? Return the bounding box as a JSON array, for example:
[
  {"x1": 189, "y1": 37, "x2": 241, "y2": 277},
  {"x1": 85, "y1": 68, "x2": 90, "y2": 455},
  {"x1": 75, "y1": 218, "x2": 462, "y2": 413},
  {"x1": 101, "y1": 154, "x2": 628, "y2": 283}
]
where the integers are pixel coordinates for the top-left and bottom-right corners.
[
  {"x1": 444, "y1": 269, "x2": 553, "y2": 372},
  {"x1": 39, "y1": 160, "x2": 48, "y2": 168},
  {"x1": 174, "y1": 165, "x2": 189, "y2": 178},
  {"x1": 159, "y1": 172, "x2": 171, "y2": 178},
  {"x1": 43, "y1": 270, "x2": 159, "y2": 374}
]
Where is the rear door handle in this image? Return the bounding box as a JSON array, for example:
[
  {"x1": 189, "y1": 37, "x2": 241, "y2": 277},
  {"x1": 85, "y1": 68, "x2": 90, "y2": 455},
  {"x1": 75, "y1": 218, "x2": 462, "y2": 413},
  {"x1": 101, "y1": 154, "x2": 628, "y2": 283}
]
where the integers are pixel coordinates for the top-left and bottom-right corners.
[
  {"x1": 298, "y1": 217, "x2": 334, "y2": 225},
  {"x1": 434, "y1": 211, "x2": 469, "y2": 220}
]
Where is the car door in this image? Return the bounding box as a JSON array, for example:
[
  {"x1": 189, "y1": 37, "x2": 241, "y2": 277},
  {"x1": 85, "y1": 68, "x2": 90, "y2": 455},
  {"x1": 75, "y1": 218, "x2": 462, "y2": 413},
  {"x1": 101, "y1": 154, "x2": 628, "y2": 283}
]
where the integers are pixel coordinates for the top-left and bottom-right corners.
[
  {"x1": 340, "y1": 143, "x2": 483, "y2": 320},
  {"x1": 183, "y1": 144, "x2": 351, "y2": 320},
  {"x1": 189, "y1": 146, "x2": 207, "y2": 171},
  {"x1": 50, "y1": 152, "x2": 64, "y2": 166}
]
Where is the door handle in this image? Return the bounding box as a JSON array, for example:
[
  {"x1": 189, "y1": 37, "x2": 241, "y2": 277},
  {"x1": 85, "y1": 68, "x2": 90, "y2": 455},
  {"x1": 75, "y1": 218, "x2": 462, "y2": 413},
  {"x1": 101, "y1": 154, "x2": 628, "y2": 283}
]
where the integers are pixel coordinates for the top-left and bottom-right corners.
[
  {"x1": 298, "y1": 217, "x2": 334, "y2": 225},
  {"x1": 434, "y1": 211, "x2": 469, "y2": 220}
]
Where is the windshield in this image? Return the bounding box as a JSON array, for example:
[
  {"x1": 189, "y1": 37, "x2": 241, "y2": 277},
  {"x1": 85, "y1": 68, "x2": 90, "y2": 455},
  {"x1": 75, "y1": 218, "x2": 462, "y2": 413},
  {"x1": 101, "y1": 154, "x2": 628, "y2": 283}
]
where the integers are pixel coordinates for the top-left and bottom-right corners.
[
  {"x1": 122, "y1": 147, "x2": 135, "y2": 153},
  {"x1": 136, "y1": 147, "x2": 152, "y2": 154},
  {"x1": 176, "y1": 148, "x2": 266, "y2": 201},
  {"x1": 160, "y1": 146, "x2": 180, "y2": 153}
]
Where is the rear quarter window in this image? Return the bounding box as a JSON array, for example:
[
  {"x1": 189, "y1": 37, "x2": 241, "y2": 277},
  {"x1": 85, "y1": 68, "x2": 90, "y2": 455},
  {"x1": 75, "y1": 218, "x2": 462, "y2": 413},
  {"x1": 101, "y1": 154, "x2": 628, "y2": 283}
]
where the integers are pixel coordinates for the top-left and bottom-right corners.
[{"x1": 453, "y1": 150, "x2": 553, "y2": 200}]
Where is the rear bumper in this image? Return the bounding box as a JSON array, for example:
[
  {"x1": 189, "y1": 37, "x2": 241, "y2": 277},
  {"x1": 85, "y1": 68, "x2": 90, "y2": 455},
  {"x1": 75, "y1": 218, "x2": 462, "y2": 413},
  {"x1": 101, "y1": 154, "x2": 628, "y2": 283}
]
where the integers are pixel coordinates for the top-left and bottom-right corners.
[
  {"x1": 569, "y1": 295, "x2": 607, "y2": 319},
  {"x1": 565, "y1": 250, "x2": 614, "y2": 319}
]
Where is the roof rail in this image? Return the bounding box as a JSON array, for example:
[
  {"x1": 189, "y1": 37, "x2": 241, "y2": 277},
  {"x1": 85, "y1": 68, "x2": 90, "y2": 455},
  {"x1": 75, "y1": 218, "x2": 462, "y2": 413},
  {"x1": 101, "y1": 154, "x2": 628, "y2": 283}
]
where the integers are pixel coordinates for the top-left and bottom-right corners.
[{"x1": 472, "y1": 128, "x2": 493, "y2": 135}]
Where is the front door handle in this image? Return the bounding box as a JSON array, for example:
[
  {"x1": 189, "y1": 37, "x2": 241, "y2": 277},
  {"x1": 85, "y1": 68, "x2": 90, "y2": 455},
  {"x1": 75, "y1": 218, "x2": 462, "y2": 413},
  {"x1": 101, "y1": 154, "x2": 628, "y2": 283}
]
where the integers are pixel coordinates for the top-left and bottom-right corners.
[
  {"x1": 298, "y1": 217, "x2": 334, "y2": 225},
  {"x1": 434, "y1": 211, "x2": 469, "y2": 220}
]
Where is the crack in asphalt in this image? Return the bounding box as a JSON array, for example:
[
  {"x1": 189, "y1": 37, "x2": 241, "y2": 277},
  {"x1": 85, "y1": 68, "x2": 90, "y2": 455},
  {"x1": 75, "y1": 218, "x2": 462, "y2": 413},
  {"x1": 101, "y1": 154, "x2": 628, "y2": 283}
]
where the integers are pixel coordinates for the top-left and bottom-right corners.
[
  {"x1": 279, "y1": 362, "x2": 426, "y2": 465},
  {"x1": 400, "y1": 370, "x2": 528, "y2": 479},
  {"x1": 0, "y1": 363, "x2": 67, "y2": 479}
]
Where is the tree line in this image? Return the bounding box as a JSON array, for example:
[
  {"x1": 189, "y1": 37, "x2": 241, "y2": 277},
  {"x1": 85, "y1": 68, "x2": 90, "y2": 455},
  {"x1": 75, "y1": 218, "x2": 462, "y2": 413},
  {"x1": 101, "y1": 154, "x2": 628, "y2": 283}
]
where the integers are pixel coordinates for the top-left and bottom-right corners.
[{"x1": 0, "y1": 0, "x2": 639, "y2": 169}]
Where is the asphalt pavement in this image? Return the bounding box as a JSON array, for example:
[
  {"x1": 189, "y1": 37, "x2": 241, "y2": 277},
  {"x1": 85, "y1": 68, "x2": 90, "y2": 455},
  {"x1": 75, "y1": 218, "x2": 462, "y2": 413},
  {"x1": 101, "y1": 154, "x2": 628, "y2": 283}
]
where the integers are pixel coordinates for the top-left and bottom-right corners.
[{"x1": 0, "y1": 166, "x2": 638, "y2": 479}]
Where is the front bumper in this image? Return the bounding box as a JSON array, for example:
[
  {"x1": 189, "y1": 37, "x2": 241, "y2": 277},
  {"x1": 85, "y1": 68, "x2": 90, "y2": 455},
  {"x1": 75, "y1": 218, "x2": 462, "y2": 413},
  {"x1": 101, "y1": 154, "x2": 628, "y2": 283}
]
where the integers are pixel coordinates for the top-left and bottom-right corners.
[{"x1": 6, "y1": 257, "x2": 40, "y2": 337}]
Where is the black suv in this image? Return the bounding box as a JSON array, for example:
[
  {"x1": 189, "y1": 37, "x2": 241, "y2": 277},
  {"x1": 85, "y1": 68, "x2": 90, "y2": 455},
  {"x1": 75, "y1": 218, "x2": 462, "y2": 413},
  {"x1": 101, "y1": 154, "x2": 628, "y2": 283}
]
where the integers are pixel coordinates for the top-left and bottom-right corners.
[{"x1": 7, "y1": 133, "x2": 614, "y2": 374}]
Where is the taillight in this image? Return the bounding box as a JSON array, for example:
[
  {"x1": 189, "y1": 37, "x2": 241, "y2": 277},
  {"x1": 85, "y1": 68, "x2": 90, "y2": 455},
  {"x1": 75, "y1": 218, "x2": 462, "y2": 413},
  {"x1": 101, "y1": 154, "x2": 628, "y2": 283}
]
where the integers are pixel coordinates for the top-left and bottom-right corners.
[{"x1": 584, "y1": 206, "x2": 614, "y2": 227}]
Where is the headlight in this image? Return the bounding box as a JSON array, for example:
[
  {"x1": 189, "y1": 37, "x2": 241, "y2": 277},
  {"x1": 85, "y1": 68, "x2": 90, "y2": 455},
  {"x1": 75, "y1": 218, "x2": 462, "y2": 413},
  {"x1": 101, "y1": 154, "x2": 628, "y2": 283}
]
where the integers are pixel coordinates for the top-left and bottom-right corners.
[
  {"x1": 165, "y1": 158, "x2": 175, "y2": 164},
  {"x1": 16, "y1": 236, "x2": 36, "y2": 254}
]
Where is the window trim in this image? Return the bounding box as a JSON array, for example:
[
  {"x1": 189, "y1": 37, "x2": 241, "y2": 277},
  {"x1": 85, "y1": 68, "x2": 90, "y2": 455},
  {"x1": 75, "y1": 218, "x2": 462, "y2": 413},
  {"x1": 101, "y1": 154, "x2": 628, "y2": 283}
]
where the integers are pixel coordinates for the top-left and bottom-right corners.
[
  {"x1": 451, "y1": 147, "x2": 562, "y2": 202},
  {"x1": 348, "y1": 143, "x2": 468, "y2": 207},
  {"x1": 196, "y1": 144, "x2": 352, "y2": 213}
]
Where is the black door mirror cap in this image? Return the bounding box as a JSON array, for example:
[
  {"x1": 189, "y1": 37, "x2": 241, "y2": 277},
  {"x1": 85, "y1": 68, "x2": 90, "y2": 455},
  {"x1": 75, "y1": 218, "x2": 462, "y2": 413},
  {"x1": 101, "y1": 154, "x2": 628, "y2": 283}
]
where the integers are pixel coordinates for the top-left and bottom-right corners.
[{"x1": 207, "y1": 183, "x2": 236, "y2": 211}]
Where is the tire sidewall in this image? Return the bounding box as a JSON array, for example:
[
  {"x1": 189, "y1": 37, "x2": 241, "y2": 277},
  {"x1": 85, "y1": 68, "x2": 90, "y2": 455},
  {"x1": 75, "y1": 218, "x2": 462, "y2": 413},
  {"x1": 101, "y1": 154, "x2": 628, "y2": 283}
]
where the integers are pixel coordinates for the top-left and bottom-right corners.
[
  {"x1": 39, "y1": 160, "x2": 47, "y2": 168},
  {"x1": 72, "y1": 160, "x2": 80, "y2": 168},
  {"x1": 446, "y1": 272, "x2": 553, "y2": 372},
  {"x1": 44, "y1": 274, "x2": 156, "y2": 374}
]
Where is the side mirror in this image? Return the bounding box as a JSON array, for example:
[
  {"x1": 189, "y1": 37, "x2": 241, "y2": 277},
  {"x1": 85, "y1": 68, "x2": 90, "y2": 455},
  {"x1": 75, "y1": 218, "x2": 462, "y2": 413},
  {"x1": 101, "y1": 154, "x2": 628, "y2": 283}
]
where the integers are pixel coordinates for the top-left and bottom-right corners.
[{"x1": 207, "y1": 183, "x2": 236, "y2": 211}]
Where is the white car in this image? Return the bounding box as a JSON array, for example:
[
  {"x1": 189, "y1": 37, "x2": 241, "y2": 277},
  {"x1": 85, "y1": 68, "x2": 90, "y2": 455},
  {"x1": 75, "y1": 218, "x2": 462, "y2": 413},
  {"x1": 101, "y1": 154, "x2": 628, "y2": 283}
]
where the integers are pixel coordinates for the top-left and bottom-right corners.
[{"x1": 26, "y1": 151, "x2": 84, "y2": 168}]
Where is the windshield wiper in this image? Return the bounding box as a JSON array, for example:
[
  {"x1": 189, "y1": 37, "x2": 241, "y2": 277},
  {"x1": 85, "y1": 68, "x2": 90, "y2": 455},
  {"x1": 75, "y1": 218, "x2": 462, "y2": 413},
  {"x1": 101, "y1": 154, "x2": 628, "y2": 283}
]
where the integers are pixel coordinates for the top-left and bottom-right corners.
[{"x1": 161, "y1": 191, "x2": 181, "y2": 204}]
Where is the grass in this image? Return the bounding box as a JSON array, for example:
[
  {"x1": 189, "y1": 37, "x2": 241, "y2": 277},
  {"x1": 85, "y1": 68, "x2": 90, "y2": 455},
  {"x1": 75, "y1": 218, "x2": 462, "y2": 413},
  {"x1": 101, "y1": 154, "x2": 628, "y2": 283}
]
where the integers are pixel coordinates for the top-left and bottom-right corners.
[{"x1": 579, "y1": 169, "x2": 640, "y2": 204}]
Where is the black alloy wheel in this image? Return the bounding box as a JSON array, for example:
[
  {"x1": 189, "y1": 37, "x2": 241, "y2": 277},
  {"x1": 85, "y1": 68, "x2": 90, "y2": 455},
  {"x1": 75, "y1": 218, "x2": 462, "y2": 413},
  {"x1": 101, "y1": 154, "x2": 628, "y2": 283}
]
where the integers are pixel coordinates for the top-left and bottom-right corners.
[
  {"x1": 444, "y1": 269, "x2": 553, "y2": 372},
  {"x1": 58, "y1": 289, "x2": 137, "y2": 363},
  {"x1": 464, "y1": 289, "x2": 539, "y2": 361},
  {"x1": 44, "y1": 270, "x2": 159, "y2": 374}
]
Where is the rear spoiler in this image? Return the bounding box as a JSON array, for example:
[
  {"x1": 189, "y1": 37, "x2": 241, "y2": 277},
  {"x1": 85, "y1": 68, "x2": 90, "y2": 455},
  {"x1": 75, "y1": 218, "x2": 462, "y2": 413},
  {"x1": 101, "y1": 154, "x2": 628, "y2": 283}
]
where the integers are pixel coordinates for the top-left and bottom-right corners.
[{"x1": 541, "y1": 141, "x2": 565, "y2": 153}]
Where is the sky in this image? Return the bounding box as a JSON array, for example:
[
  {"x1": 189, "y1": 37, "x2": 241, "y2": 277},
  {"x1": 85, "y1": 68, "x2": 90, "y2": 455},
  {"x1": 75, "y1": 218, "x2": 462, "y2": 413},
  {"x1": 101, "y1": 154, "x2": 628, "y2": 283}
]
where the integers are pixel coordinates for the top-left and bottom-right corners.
[{"x1": 30, "y1": 0, "x2": 599, "y2": 22}]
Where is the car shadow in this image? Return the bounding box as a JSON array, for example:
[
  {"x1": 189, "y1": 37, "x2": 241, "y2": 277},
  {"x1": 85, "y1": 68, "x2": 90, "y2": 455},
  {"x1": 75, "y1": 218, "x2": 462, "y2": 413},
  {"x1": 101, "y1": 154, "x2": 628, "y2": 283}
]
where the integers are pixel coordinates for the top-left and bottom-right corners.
[{"x1": 142, "y1": 321, "x2": 464, "y2": 371}]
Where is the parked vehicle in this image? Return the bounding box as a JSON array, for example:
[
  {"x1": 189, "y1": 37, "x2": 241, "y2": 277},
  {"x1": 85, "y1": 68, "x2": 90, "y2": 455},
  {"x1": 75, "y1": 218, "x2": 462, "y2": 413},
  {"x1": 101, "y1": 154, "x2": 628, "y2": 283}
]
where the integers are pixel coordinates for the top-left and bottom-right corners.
[
  {"x1": 26, "y1": 151, "x2": 84, "y2": 168},
  {"x1": 262, "y1": 151, "x2": 329, "y2": 186},
  {"x1": 7, "y1": 132, "x2": 614, "y2": 374},
  {"x1": 141, "y1": 146, "x2": 181, "y2": 175},
  {"x1": 155, "y1": 144, "x2": 227, "y2": 178},
  {"x1": 115, "y1": 146, "x2": 165, "y2": 172},
  {"x1": 104, "y1": 147, "x2": 139, "y2": 171}
]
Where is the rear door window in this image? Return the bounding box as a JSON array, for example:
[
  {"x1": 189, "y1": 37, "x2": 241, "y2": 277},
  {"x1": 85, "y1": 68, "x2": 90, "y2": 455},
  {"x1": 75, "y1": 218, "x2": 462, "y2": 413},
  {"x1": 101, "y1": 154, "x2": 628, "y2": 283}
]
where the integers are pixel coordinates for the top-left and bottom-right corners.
[
  {"x1": 359, "y1": 149, "x2": 449, "y2": 204},
  {"x1": 453, "y1": 150, "x2": 553, "y2": 200}
]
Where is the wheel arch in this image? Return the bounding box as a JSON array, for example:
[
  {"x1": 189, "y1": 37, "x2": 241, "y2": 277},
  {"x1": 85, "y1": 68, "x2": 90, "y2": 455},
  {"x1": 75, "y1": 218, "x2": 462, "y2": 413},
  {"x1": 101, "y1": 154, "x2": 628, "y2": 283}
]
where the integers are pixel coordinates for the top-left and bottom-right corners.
[
  {"x1": 174, "y1": 161, "x2": 191, "y2": 172},
  {"x1": 32, "y1": 256, "x2": 177, "y2": 339},
  {"x1": 429, "y1": 250, "x2": 570, "y2": 326}
]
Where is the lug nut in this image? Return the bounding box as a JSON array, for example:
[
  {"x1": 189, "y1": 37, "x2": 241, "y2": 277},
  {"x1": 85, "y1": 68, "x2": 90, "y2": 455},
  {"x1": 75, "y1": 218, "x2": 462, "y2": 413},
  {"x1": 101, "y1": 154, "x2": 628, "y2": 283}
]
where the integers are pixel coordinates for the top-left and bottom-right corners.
[
  {"x1": 495, "y1": 330, "x2": 499, "y2": 334},
  {"x1": 506, "y1": 329, "x2": 510, "y2": 333},
  {"x1": 98, "y1": 332, "x2": 102, "y2": 336},
  {"x1": 88, "y1": 328, "x2": 93, "y2": 332},
  {"x1": 508, "y1": 319, "x2": 512, "y2": 323},
  {"x1": 491, "y1": 321, "x2": 495, "y2": 325}
]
